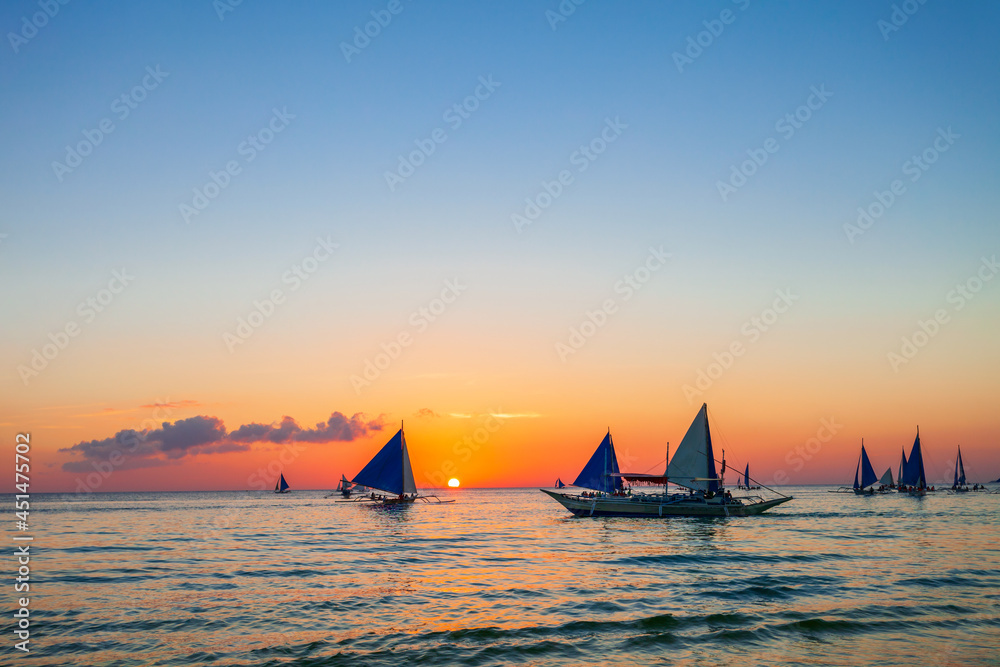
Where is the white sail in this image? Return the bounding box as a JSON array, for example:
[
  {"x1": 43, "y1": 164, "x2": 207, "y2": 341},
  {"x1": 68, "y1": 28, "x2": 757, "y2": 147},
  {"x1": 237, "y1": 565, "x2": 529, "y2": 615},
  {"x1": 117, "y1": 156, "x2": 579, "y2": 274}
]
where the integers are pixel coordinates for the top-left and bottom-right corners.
[
  {"x1": 879, "y1": 467, "x2": 893, "y2": 486},
  {"x1": 666, "y1": 404, "x2": 719, "y2": 492},
  {"x1": 401, "y1": 433, "x2": 417, "y2": 495}
]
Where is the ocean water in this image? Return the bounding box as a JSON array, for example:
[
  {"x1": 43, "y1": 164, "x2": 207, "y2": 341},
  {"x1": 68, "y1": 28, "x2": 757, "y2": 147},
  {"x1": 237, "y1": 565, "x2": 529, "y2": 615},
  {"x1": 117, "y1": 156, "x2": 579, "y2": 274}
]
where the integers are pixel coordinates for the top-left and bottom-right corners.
[{"x1": 22, "y1": 487, "x2": 1000, "y2": 666}]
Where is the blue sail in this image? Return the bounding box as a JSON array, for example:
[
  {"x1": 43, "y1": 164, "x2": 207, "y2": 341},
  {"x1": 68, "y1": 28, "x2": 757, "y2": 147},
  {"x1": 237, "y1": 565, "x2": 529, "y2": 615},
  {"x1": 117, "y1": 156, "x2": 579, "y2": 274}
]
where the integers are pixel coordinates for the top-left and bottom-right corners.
[
  {"x1": 744, "y1": 463, "x2": 750, "y2": 488},
  {"x1": 276, "y1": 473, "x2": 289, "y2": 492},
  {"x1": 902, "y1": 431, "x2": 926, "y2": 488},
  {"x1": 555, "y1": 478, "x2": 565, "y2": 488},
  {"x1": 956, "y1": 446, "x2": 966, "y2": 486},
  {"x1": 573, "y1": 432, "x2": 623, "y2": 494},
  {"x1": 853, "y1": 459, "x2": 860, "y2": 490},
  {"x1": 859, "y1": 444, "x2": 878, "y2": 489},
  {"x1": 352, "y1": 429, "x2": 416, "y2": 496}
]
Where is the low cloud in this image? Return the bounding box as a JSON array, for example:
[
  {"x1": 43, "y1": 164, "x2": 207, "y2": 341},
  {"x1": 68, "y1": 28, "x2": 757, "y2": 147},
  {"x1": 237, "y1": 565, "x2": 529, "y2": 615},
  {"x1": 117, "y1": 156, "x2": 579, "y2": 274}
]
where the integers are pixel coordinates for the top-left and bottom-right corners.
[
  {"x1": 415, "y1": 408, "x2": 441, "y2": 419},
  {"x1": 60, "y1": 411, "x2": 384, "y2": 471},
  {"x1": 139, "y1": 399, "x2": 201, "y2": 409}
]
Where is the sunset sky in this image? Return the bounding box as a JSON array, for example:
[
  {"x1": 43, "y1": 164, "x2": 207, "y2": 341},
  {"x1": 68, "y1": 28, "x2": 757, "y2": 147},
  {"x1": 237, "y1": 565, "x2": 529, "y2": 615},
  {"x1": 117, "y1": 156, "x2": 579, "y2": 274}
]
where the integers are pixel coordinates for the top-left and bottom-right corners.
[{"x1": 2, "y1": 1, "x2": 998, "y2": 492}]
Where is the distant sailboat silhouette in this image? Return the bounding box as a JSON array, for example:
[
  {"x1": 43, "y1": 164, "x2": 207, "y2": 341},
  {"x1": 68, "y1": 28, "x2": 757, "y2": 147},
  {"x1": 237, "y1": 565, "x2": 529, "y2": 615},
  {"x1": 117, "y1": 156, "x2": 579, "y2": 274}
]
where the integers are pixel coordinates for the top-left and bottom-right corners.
[
  {"x1": 953, "y1": 445, "x2": 968, "y2": 491},
  {"x1": 830, "y1": 439, "x2": 883, "y2": 494},
  {"x1": 853, "y1": 440, "x2": 879, "y2": 495},
  {"x1": 555, "y1": 478, "x2": 566, "y2": 489},
  {"x1": 275, "y1": 472, "x2": 290, "y2": 494},
  {"x1": 899, "y1": 427, "x2": 928, "y2": 495}
]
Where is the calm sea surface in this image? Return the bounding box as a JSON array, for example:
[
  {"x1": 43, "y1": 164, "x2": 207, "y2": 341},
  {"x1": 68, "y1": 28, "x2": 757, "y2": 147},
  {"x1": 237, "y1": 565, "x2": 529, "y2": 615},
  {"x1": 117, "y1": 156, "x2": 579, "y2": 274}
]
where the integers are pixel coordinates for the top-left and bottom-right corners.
[{"x1": 20, "y1": 487, "x2": 1000, "y2": 666}]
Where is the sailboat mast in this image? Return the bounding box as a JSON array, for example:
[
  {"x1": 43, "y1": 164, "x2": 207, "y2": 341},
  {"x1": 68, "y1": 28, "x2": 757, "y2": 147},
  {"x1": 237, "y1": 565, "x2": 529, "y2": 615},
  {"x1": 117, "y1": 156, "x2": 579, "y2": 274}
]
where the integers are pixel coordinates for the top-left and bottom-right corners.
[
  {"x1": 604, "y1": 429, "x2": 609, "y2": 495},
  {"x1": 665, "y1": 442, "x2": 669, "y2": 496}
]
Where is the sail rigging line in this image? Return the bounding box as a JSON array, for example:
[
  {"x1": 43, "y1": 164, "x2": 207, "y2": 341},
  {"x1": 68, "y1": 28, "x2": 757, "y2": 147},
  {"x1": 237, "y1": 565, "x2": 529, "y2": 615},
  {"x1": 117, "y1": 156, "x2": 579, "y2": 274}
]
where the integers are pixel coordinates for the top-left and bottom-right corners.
[
  {"x1": 705, "y1": 405, "x2": 737, "y2": 479},
  {"x1": 715, "y1": 459, "x2": 789, "y2": 499},
  {"x1": 704, "y1": 405, "x2": 761, "y2": 490}
]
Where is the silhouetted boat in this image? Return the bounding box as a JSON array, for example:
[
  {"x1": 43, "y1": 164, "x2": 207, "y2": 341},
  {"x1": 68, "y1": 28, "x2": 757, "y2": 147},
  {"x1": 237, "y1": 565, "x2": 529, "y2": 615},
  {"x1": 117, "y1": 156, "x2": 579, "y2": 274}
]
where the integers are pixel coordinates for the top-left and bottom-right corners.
[
  {"x1": 853, "y1": 440, "x2": 880, "y2": 494},
  {"x1": 831, "y1": 440, "x2": 884, "y2": 494},
  {"x1": 952, "y1": 445, "x2": 970, "y2": 492},
  {"x1": 274, "y1": 472, "x2": 290, "y2": 494},
  {"x1": 738, "y1": 463, "x2": 760, "y2": 490},
  {"x1": 345, "y1": 425, "x2": 453, "y2": 506},
  {"x1": 541, "y1": 404, "x2": 792, "y2": 517},
  {"x1": 554, "y1": 478, "x2": 566, "y2": 488},
  {"x1": 898, "y1": 428, "x2": 929, "y2": 495},
  {"x1": 327, "y1": 474, "x2": 369, "y2": 498}
]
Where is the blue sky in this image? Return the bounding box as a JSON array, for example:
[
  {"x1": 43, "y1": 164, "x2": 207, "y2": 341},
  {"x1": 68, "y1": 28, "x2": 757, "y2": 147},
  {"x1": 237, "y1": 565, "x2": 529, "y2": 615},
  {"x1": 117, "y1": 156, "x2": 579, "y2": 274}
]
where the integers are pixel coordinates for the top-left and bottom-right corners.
[{"x1": 2, "y1": 1, "x2": 999, "y2": 489}]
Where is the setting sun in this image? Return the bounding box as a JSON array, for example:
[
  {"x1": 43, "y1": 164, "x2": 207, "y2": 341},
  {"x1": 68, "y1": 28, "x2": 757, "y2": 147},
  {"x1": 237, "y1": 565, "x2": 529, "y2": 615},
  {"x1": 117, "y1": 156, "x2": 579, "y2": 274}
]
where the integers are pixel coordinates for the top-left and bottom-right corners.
[{"x1": 448, "y1": 478, "x2": 460, "y2": 488}]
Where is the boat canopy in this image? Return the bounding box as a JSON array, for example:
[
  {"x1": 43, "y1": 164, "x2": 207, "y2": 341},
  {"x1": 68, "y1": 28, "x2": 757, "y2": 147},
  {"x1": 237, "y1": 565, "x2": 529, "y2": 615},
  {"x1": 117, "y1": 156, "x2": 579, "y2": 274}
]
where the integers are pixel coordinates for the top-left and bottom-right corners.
[
  {"x1": 573, "y1": 432, "x2": 623, "y2": 494},
  {"x1": 853, "y1": 443, "x2": 878, "y2": 490},
  {"x1": 352, "y1": 429, "x2": 417, "y2": 496}
]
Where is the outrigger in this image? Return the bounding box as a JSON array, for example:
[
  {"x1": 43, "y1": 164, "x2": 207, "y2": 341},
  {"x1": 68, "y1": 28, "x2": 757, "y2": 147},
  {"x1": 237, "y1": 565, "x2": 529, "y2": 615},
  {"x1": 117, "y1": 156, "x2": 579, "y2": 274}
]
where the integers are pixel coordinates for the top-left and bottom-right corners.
[{"x1": 541, "y1": 404, "x2": 792, "y2": 518}]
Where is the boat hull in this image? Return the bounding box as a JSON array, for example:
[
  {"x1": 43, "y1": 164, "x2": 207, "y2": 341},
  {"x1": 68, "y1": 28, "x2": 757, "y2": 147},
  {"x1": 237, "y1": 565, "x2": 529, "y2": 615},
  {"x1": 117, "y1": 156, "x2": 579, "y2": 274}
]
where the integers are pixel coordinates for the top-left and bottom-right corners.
[{"x1": 540, "y1": 489, "x2": 792, "y2": 518}]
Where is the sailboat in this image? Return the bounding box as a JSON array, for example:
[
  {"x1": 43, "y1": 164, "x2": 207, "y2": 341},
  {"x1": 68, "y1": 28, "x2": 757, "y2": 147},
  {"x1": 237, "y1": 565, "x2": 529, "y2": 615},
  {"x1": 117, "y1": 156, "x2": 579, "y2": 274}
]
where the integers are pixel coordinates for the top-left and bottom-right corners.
[
  {"x1": 554, "y1": 478, "x2": 566, "y2": 489},
  {"x1": 878, "y1": 467, "x2": 894, "y2": 489},
  {"x1": 540, "y1": 404, "x2": 793, "y2": 517},
  {"x1": 948, "y1": 446, "x2": 988, "y2": 492},
  {"x1": 952, "y1": 445, "x2": 969, "y2": 492},
  {"x1": 274, "y1": 472, "x2": 290, "y2": 494},
  {"x1": 853, "y1": 440, "x2": 879, "y2": 495},
  {"x1": 345, "y1": 425, "x2": 454, "y2": 505},
  {"x1": 898, "y1": 427, "x2": 928, "y2": 495},
  {"x1": 740, "y1": 463, "x2": 760, "y2": 490},
  {"x1": 830, "y1": 440, "x2": 882, "y2": 494},
  {"x1": 327, "y1": 474, "x2": 369, "y2": 498}
]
